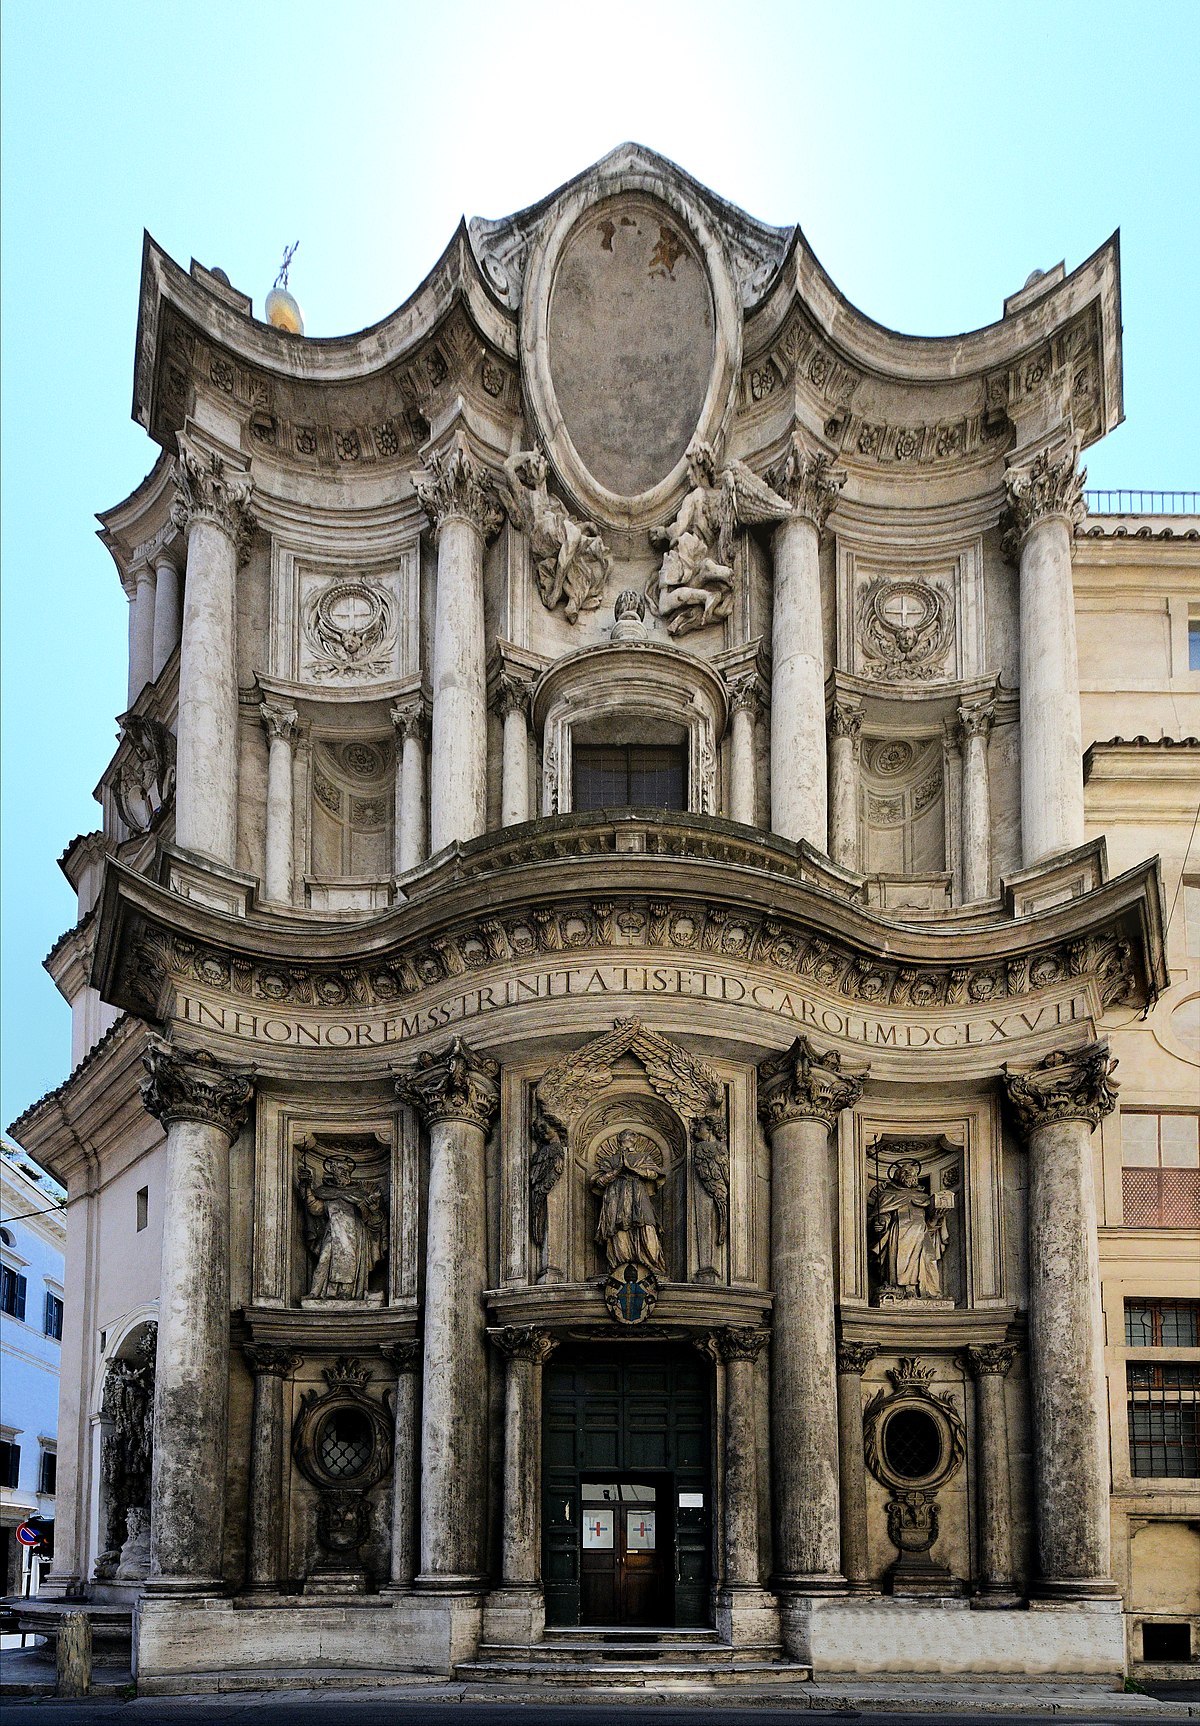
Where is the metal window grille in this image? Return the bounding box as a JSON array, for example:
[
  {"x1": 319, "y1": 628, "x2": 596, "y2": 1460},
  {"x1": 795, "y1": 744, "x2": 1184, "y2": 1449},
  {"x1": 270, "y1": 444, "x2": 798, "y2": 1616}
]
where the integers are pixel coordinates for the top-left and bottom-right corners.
[
  {"x1": 1125, "y1": 1300, "x2": 1200, "y2": 1348},
  {"x1": 1122, "y1": 1168, "x2": 1200, "y2": 1227},
  {"x1": 1127, "y1": 1365, "x2": 1200, "y2": 1477},
  {"x1": 573, "y1": 745, "x2": 687, "y2": 813}
]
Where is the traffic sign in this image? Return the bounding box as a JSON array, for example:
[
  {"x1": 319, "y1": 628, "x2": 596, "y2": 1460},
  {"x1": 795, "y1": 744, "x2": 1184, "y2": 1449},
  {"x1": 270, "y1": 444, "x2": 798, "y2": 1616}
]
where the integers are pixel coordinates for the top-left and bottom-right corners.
[{"x1": 15, "y1": 1522, "x2": 41, "y2": 1547}]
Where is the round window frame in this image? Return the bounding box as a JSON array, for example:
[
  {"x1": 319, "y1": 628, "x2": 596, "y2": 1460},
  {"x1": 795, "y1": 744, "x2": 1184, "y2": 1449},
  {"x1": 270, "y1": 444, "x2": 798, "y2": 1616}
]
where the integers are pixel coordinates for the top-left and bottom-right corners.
[
  {"x1": 292, "y1": 1387, "x2": 392, "y2": 1494},
  {"x1": 863, "y1": 1388, "x2": 965, "y2": 1495}
]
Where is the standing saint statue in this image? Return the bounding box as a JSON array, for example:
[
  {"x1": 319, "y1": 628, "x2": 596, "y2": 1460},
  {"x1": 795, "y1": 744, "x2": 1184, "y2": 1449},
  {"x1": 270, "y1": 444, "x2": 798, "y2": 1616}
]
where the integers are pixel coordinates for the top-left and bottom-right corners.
[
  {"x1": 298, "y1": 1153, "x2": 387, "y2": 1301},
  {"x1": 590, "y1": 1129, "x2": 669, "y2": 1276},
  {"x1": 868, "y1": 1158, "x2": 954, "y2": 1300}
]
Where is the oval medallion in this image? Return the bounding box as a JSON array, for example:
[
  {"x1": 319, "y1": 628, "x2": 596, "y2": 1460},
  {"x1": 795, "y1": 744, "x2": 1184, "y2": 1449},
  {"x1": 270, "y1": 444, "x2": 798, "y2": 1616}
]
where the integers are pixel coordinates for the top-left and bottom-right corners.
[{"x1": 547, "y1": 196, "x2": 714, "y2": 499}]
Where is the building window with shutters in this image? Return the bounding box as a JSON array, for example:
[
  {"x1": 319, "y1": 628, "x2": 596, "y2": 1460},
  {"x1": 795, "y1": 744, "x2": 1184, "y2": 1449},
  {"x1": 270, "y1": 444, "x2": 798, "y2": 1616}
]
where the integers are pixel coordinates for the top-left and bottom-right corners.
[
  {"x1": 38, "y1": 1447, "x2": 57, "y2": 1495},
  {"x1": 1121, "y1": 1112, "x2": 1200, "y2": 1226},
  {"x1": 0, "y1": 1263, "x2": 27, "y2": 1321},
  {"x1": 0, "y1": 1437, "x2": 21, "y2": 1488},
  {"x1": 43, "y1": 1290, "x2": 64, "y2": 1341}
]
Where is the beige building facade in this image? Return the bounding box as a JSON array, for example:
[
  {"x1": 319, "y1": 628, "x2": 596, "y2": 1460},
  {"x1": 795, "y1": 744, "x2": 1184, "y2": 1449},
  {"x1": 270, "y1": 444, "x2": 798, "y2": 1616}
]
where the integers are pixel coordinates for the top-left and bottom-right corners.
[{"x1": 9, "y1": 146, "x2": 1199, "y2": 1691}]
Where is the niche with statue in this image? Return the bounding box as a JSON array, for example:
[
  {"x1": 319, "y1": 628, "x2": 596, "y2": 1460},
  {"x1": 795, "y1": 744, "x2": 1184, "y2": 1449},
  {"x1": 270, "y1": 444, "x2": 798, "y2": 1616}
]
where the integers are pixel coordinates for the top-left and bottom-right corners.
[{"x1": 866, "y1": 1133, "x2": 965, "y2": 1309}]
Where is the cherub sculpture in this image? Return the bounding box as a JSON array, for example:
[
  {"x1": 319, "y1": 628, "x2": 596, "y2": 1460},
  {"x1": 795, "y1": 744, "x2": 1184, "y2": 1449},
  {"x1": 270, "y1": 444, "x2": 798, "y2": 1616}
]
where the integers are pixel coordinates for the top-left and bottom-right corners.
[
  {"x1": 499, "y1": 443, "x2": 612, "y2": 622},
  {"x1": 645, "y1": 438, "x2": 790, "y2": 636}
]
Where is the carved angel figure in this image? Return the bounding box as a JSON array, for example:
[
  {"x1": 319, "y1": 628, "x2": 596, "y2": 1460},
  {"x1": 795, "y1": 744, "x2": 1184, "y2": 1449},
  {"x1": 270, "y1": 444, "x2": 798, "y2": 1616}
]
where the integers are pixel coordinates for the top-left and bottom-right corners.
[
  {"x1": 645, "y1": 439, "x2": 790, "y2": 636},
  {"x1": 499, "y1": 444, "x2": 611, "y2": 622},
  {"x1": 869, "y1": 1158, "x2": 953, "y2": 1300},
  {"x1": 591, "y1": 1129, "x2": 669, "y2": 1276},
  {"x1": 298, "y1": 1154, "x2": 386, "y2": 1300},
  {"x1": 690, "y1": 1111, "x2": 729, "y2": 1246},
  {"x1": 529, "y1": 1111, "x2": 567, "y2": 1248}
]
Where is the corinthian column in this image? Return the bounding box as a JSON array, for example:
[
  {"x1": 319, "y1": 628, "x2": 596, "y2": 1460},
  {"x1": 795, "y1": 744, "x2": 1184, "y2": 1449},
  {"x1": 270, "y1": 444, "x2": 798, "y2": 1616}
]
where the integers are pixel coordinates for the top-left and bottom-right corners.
[
  {"x1": 1003, "y1": 1045, "x2": 1119, "y2": 1597},
  {"x1": 767, "y1": 439, "x2": 844, "y2": 849},
  {"x1": 243, "y1": 1344, "x2": 301, "y2": 1592},
  {"x1": 714, "y1": 1327, "x2": 769, "y2": 1591},
  {"x1": 727, "y1": 675, "x2": 764, "y2": 827},
  {"x1": 140, "y1": 1040, "x2": 254, "y2": 1590},
  {"x1": 260, "y1": 702, "x2": 298, "y2": 907},
  {"x1": 492, "y1": 676, "x2": 532, "y2": 828},
  {"x1": 758, "y1": 1036, "x2": 865, "y2": 1592},
  {"x1": 964, "y1": 1344, "x2": 1018, "y2": 1599},
  {"x1": 490, "y1": 1327, "x2": 558, "y2": 1590},
  {"x1": 836, "y1": 1341, "x2": 878, "y2": 1593},
  {"x1": 828, "y1": 700, "x2": 863, "y2": 871},
  {"x1": 128, "y1": 562, "x2": 157, "y2": 704},
  {"x1": 413, "y1": 437, "x2": 502, "y2": 854},
  {"x1": 957, "y1": 699, "x2": 995, "y2": 904},
  {"x1": 380, "y1": 1339, "x2": 422, "y2": 1591},
  {"x1": 1004, "y1": 447, "x2": 1087, "y2": 866},
  {"x1": 396, "y1": 1038, "x2": 500, "y2": 1591},
  {"x1": 390, "y1": 698, "x2": 430, "y2": 875},
  {"x1": 151, "y1": 547, "x2": 183, "y2": 680},
  {"x1": 170, "y1": 440, "x2": 254, "y2": 868}
]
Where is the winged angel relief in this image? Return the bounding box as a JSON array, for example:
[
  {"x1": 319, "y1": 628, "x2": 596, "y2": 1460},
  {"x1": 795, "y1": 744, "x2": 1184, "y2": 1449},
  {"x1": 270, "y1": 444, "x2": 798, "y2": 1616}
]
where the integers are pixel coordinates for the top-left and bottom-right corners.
[{"x1": 646, "y1": 438, "x2": 791, "y2": 636}]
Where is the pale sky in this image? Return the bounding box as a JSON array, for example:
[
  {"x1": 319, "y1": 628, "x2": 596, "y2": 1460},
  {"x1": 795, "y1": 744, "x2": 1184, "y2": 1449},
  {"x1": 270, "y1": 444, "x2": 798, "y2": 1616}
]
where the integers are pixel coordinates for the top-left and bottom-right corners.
[{"x1": 2, "y1": 0, "x2": 1197, "y2": 1133}]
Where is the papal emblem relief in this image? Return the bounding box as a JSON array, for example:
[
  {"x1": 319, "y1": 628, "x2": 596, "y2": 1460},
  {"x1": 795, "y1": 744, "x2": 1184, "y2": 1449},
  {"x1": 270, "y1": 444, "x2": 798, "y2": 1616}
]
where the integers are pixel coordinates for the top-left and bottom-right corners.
[
  {"x1": 858, "y1": 577, "x2": 953, "y2": 681},
  {"x1": 303, "y1": 577, "x2": 396, "y2": 679}
]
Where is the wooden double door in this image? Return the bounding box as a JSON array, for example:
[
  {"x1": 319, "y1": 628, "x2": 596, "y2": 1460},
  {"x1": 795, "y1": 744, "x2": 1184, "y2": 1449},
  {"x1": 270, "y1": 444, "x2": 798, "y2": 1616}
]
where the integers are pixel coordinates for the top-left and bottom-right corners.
[{"x1": 543, "y1": 1347, "x2": 711, "y2": 1628}]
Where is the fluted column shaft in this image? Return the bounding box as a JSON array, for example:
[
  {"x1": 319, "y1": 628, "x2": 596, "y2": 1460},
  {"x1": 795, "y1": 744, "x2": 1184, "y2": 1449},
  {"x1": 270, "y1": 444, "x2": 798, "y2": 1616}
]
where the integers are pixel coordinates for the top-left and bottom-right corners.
[
  {"x1": 244, "y1": 1345, "x2": 301, "y2": 1592},
  {"x1": 381, "y1": 1341, "x2": 422, "y2": 1590},
  {"x1": 766, "y1": 444, "x2": 843, "y2": 849},
  {"x1": 836, "y1": 1342, "x2": 878, "y2": 1593},
  {"x1": 398, "y1": 1039, "x2": 499, "y2": 1589},
  {"x1": 1005, "y1": 1045, "x2": 1118, "y2": 1595},
  {"x1": 759, "y1": 1037, "x2": 864, "y2": 1590},
  {"x1": 716, "y1": 1330, "x2": 768, "y2": 1588},
  {"x1": 140, "y1": 1042, "x2": 253, "y2": 1589},
  {"x1": 728, "y1": 679, "x2": 762, "y2": 827},
  {"x1": 151, "y1": 551, "x2": 182, "y2": 680},
  {"x1": 492, "y1": 1328, "x2": 557, "y2": 1587},
  {"x1": 965, "y1": 1345, "x2": 1017, "y2": 1596},
  {"x1": 128, "y1": 564, "x2": 157, "y2": 704},
  {"x1": 416, "y1": 440, "x2": 501, "y2": 855},
  {"x1": 1006, "y1": 450, "x2": 1087, "y2": 866},
  {"x1": 828, "y1": 702, "x2": 862, "y2": 871},
  {"x1": 261, "y1": 704, "x2": 298, "y2": 906},
  {"x1": 959, "y1": 701, "x2": 994, "y2": 903},
  {"x1": 171, "y1": 444, "x2": 253, "y2": 868}
]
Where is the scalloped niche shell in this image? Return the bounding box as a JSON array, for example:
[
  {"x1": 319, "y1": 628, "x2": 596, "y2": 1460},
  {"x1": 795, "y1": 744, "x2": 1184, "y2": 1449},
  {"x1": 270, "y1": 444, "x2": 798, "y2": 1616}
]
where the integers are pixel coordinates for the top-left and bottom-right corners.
[{"x1": 547, "y1": 195, "x2": 714, "y2": 499}]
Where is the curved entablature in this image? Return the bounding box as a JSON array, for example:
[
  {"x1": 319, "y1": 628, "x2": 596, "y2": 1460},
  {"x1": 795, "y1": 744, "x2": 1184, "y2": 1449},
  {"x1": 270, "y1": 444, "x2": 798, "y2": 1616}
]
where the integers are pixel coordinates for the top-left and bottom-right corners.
[
  {"x1": 91, "y1": 814, "x2": 1166, "y2": 1085},
  {"x1": 131, "y1": 142, "x2": 1122, "y2": 498}
]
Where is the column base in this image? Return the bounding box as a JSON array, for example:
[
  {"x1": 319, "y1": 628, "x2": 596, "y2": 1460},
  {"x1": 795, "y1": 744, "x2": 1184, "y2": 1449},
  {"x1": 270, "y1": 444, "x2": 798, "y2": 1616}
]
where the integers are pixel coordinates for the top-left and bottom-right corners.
[
  {"x1": 714, "y1": 1585, "x2": 781, "y2": 1650},
  {"x1": 774, "y1": 1571, "x2": 848, "y2": 1597},
  {"x1": 1031, "y1": 1577, "x2": 1122, "y2": 1603},
  {"x1": 414, "y1": 1572, "x2": 487, "y2": 1597},
  {"x1": 482, "y1": 1583, "x2": 544, "y2": 1647},
  {"x1": 141, "y1": 1575, "x2": 226, "y2": 1598}
]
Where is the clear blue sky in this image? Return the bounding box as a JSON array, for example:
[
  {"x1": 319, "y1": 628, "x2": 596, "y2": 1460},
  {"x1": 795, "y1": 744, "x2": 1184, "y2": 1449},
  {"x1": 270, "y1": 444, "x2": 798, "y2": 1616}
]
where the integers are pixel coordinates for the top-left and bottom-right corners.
[{"x1": 2, "y1": 0, "x2": 1197, "y2": 1135}]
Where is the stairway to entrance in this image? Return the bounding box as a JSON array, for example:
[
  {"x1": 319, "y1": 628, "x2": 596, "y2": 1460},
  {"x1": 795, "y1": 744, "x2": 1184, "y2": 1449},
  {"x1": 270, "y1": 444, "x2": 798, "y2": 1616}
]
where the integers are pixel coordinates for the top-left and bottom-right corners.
[{"x1": 457, "y1": 1624, "x2": 811, "y2": 1686}]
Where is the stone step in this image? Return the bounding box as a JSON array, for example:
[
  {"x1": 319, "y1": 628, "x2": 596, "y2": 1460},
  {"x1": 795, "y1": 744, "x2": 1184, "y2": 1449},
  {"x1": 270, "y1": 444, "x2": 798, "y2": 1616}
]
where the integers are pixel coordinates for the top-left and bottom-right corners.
[
  {"x1": 479, "y1": 1636, "x2": 782, "y2": 1665},
  {"x1": 457, "y1": 1658, "x2": 812, "y2": 1687},
  {"x1": 543, "y1": 1625, "x2": 721, "y2": 1643}
]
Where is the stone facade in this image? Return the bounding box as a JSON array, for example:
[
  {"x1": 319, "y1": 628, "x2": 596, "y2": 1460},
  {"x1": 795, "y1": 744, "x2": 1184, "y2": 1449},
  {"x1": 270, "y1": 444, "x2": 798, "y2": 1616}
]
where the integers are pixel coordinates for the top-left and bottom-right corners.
[{"x1": 9, "y1": 147, "x2": 1199, "y2": 1688}]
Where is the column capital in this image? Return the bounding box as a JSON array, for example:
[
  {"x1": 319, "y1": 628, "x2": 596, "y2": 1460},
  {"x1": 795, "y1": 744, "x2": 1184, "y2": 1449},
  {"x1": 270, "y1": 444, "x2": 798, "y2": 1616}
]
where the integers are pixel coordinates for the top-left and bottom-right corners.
[
  {"x1": 957, "y1": 698, "x2": 995, "y2": 743},
  {"x1": 769, "y1": 434, "x2": 846, "y2": 532},
  {"x1": 395, "y1": 1034, "x2": 500, "y2": 1130},
  {"x1": 488, "y1": 1325, "x2": 558, "y2": 1364},
  {"x1": 171, "y1": 439, "x2": 255, "y2": 563},
  {"x1": 259, "y1": 701, "x2": 299, "y2": 745},
  {"x1": 758, "y1": 1035, "x2": 866, "y2": 1132},
  {"x1": 1003, "y1": 444, "x2": 1087, "y2": 549},
  {"x1": 712, "y1": 1326, "x2": 769, "y2": 1363},
  {"x1": 728, "y1": 672, "x2": 767, "y2": 719},
  {"x1": 412, "y1": 433, "x2": 503, "y2": 542},
  {"x1": 390, "y1": 696, "x2": 430, "y2": 742},
  {"x1": 964, "y1": 1343, "x2": 1018, "y2": 1380},
  {"x1": 381, "y1": 1339, "x2": 423, "y2": 1374},
  {"x1": 140, "y1": 1039, "x2": 254, "y2": 1140},
  {"x1": 244, "y1": 1343, "x2": 302, "y2": 1378},
  {"x1": 1002, "y1": 1042, "x2": 1119, "y2": 1135},
  {"x1": 837, "y1": 1340, "x2": 879, "y2": 1377},
  {"x1": 829, "y1": 699, "x2": 864, "y2": 744},
  {"x1": 490, "y1": 672, "x2": 532, "y2": 722}
]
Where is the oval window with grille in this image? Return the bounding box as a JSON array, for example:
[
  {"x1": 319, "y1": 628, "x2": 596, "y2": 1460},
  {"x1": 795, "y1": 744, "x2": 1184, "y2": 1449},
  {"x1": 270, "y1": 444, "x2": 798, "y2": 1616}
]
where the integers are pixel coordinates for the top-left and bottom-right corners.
[
  {"x1": 316, "y1": 1406, "x2": 373, "y2": 1481},
  {"x1": 882, "y1": 1406, "x2": 943, "y2": 1481}
]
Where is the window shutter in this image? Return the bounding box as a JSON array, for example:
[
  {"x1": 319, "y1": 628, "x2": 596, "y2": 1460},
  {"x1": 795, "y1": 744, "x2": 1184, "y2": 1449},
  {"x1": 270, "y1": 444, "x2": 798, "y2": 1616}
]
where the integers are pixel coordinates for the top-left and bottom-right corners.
[{"x1": 13, "y1": 1272, "x2": 26, "y2": 1322}]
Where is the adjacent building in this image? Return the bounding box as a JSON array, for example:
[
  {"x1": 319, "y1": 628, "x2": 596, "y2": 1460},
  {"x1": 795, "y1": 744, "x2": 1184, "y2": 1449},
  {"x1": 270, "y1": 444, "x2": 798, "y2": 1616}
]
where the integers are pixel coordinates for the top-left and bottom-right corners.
[{"x1": 8, "y1": 146, "x2": 1199, "y2": 1691}]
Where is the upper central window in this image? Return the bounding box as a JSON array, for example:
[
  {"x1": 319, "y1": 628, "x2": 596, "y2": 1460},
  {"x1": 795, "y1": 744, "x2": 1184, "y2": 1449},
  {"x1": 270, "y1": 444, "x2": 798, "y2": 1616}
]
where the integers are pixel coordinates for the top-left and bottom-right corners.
[{"x1": 573, "y1": 745, "x2": 686, "y2": 812}]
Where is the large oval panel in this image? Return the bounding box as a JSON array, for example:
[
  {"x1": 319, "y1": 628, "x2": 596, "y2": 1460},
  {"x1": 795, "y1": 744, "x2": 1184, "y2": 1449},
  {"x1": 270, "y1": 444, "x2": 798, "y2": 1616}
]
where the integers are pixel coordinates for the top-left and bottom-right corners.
[{"x1": 547, "y1": 196, "x2": 714, "y2": 499}]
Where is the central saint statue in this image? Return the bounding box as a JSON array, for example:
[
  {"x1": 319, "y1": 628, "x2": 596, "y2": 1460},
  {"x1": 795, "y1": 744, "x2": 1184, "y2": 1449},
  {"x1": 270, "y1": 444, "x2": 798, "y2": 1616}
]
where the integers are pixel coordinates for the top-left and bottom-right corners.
[
  {"x1": 298, "y1": 1153, "x2": 387, "y2": 1301},
  {"x1": 591, "y1": 1129, "x2": 669, "y2": 1276}
]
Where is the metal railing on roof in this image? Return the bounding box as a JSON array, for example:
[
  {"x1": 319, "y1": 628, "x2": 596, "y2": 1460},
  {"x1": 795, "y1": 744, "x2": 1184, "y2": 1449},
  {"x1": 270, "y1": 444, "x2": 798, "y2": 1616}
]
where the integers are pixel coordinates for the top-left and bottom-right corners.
[{"x1": 1084, "y1": 489, "x2": 1199, "y2": 515}]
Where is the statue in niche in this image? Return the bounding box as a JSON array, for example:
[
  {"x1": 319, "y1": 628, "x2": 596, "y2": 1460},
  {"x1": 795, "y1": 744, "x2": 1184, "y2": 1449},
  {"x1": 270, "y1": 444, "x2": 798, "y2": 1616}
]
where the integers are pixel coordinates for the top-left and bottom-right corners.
[
  {"x1": 297, "y1": 1145, "x2": 387, "y2": 1302},
  {"x1": 645, "y1": 438, "x2": 789, "y2": 636},
  {"x1": 591, "y1": 1129, "x2": 669, "y2": 1276},
  {"x1": 94, "y1": 1326, "x2": 156, "y2": 1579},
  {"x1": 690, "y1": 1111, "x2": 729, "y2": 1246},
  {"x1": 869, "y1": 1158, "x2": 954, "y2": 1301},
  {"x1": 499, "y1": 443, "x2": 612, "y2": 622},
  {"x1": 529, "y1": 1110, "x2": 567, "y2": 1249}
]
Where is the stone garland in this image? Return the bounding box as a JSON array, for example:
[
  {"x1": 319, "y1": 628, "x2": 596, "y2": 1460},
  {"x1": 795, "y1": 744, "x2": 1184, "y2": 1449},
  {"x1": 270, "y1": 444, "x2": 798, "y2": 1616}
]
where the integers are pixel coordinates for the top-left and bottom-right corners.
[{"x1": 119, "y1": 886, "x2": 1137, "y2": 1025}]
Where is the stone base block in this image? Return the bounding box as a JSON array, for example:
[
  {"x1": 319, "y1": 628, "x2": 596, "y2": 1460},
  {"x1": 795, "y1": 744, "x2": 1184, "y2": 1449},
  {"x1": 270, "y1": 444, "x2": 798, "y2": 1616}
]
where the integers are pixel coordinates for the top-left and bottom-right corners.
[
  {"x1": 134, "y1": 1590, "x2": 483, "y2": 1687},
  {"x1": 714, "y1": 1586, "x2": 781, "y2": 1650},
  {"x1": 482, "y1": 1586, "x2": 544, "y2": 1647},
  {"x1": 779, "y1": 1595, "x2": 1125, "y2": 1679}
]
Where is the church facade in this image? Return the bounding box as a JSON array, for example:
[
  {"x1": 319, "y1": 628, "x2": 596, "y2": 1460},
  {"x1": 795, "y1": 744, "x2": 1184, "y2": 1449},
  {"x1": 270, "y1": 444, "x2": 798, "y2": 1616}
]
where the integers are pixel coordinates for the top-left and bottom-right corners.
[{"x1": 11, "y1": 146, "x2": 1199, "y2": 1689}]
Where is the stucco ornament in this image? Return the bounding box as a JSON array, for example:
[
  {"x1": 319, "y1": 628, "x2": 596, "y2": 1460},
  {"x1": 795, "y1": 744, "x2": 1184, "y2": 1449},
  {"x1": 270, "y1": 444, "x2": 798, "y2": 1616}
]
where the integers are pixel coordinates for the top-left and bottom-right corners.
[
  {"x1": 646, "y1": 438, "x2": 790, "y2": 635},
  {"x1": 114, "y1": 711, "x2": 176, "y2": 835},
  {"x1": 498, "y1": 443, "x2": 612, "y2": 622},
  {"x1": 869, "y1": 1158, "x2": 954, "y2": 1300},
  {"x1": 303, "y1": 579, "x2": 396, "y2": 680},
  {"x1": 297, "y1": 1145, "x2": 387, "y2": 1302},
  {"x1": 858, "y1": 577, "x2": 953, "y2": 682}
]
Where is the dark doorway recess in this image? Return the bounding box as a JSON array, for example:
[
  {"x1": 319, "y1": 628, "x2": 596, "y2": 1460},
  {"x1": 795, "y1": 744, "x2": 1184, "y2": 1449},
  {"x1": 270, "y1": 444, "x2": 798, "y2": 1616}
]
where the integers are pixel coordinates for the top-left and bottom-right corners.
[{"x1": 543, "y1": 1345, "x2": 711, "y2": 1628}]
